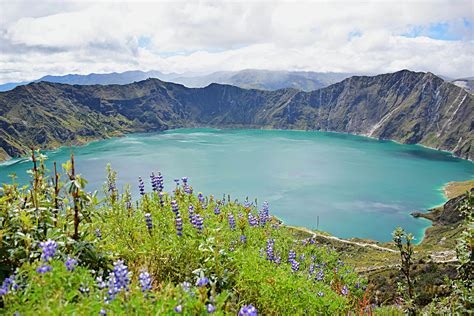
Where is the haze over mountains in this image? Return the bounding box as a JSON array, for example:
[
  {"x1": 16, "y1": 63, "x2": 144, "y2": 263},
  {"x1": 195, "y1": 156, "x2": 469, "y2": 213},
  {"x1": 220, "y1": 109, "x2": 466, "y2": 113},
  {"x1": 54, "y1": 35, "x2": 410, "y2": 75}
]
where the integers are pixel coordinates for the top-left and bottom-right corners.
[
  {"x1": 0, "y1": 70, "x2": 354, "y2": 92},
  {"x1": 0, "y1": 70, "x2": 472, "y2": 161}
]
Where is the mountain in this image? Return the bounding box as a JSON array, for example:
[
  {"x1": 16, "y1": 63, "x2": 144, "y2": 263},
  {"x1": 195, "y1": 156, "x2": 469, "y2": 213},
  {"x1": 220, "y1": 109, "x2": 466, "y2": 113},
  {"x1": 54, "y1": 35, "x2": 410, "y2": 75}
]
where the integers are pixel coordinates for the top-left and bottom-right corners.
[
  {"x1": 168, "y1": 69, "x2": 353, "y2": 91},
  {"x1": 0, "y1": 69, "x2": 352, "y2": 92},
  {"x1": 0, "y1": 70, "x2": 472, "y2": 161}
]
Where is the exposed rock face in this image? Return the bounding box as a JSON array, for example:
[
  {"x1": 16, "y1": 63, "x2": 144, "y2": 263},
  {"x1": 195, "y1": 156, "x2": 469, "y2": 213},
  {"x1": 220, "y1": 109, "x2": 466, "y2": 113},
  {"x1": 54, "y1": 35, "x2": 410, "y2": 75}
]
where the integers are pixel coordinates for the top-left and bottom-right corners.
[
  {"x1": 0, "y1": 70, "x2": 472, "y2": 161},
  {"x1": 412, "y1": 189, "x2": 473, "y2": 226}
]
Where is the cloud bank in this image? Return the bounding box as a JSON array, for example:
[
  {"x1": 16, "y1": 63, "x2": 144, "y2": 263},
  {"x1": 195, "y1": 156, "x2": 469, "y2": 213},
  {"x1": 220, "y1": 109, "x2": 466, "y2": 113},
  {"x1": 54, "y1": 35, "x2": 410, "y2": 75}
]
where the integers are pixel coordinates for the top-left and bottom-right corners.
[{"x1": 0, "y1": 0, "x2": 472, "y2": 83}]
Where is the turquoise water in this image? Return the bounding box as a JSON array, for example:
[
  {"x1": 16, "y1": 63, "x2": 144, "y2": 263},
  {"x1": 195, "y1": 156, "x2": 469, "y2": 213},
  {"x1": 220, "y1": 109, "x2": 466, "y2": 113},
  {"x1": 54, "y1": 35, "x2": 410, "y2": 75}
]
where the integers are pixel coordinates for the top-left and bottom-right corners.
[{"x1": 1, "y1": 128, "x2": 473, "y2": 242}]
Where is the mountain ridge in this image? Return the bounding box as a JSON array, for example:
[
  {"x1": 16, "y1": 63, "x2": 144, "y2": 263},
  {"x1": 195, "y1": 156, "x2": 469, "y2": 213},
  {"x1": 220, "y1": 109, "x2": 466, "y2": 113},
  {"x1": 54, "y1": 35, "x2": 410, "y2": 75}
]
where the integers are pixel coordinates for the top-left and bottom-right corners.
[{"x1": 0, "y1": 69, "x2": 472, "y2": 161}]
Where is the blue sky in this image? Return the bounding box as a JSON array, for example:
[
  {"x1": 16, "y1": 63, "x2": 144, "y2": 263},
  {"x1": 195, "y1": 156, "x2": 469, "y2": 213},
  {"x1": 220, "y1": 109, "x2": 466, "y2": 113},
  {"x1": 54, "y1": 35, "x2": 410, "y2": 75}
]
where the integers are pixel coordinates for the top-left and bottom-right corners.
[{"x1": 0, "y1": 0, "x2": 472, "y2": 83}]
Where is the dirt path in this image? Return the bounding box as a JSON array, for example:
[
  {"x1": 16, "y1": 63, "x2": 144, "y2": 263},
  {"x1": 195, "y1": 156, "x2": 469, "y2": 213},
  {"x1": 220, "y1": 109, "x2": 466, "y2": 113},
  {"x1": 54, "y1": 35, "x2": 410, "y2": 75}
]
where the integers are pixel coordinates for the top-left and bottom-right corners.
[{"x1": 289, "y1": 225, "x2": 398, "y2": 253}]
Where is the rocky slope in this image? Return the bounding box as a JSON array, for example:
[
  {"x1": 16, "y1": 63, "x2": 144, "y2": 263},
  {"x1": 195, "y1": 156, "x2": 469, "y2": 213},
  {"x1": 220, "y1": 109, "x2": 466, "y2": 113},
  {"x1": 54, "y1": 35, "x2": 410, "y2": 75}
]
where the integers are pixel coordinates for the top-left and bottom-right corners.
[{"x1": 0, "y1": 69, "x2": 472, "y2": 161}]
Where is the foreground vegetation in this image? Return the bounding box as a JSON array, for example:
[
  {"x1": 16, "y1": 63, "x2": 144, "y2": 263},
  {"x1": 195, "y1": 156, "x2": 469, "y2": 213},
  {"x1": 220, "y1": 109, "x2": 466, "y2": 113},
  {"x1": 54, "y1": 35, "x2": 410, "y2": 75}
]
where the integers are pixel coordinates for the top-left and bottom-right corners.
[
  {"x1": 0, "y1": 150, "x2": 370, "y2": 315},
  {"x1": 0, "y1": 150, "x2": 471, "y2": 315}
]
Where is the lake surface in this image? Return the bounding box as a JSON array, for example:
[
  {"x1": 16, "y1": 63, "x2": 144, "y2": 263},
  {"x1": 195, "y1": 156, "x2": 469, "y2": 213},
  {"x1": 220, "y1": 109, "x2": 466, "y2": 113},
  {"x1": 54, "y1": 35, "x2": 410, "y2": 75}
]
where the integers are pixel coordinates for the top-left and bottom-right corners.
[{"x1": 1, "y1": 128, "x2": 473, "y2": 242}]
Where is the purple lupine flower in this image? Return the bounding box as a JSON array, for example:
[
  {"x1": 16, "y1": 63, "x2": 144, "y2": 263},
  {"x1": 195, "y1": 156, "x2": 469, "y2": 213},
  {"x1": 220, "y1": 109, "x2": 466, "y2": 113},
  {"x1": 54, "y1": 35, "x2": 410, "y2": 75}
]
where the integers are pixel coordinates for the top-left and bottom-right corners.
[
  {"x1": 258, "y1": 201, "x2": 270, "y2": 226},
  {"x1": 145, "y1": 213, "x2": 153, "y2": 230},
  {"x1": 96, "y1": 276, "x2": 107, "y2": 289},
  {"x1": 106, "y1": 260, "x2": 130, "y2": 302},
  {"x1": 240, "y1": 235, "x2": 247, "y2": 243},
  {"x1": 181, "y1": 281, "x2": 191, "y2": 292},
  {"x1": 318, "y1": 292, "x2": 324, "y2": 297},
  {"x1": 65, "y1": 258, "x2": 78, "y2": 271},
  {"x1": 243, "y1": 200, "x2": 253, "y2": 209},
  {"x1": 299, "y1": 254, "x2": 305, "y2": 261},
  {"x1": 0, "y1": 274, "x2": 16, "y2": 296},
  {"x1": 79, "y1": 284, "x2": 90, "y2": 295},
  {"x1": 309, "y1": 264, "x2": 315, "y2": 275},
  {"x1": 196, "y1": 277, "x2": 209, "y2": 287},
  {"x1": 171, "y1": 200, "x2": 179, "y2": 214},
  {"x1": 99, "y1": 309, "x2": 107, "y2": 316},
  {"x1": 39, "y1": 239, "x2": 58, "y2": 262},
  {"x1": 194, "y1": 214, "x2": 204, "y2": 234},
  {"x1": 198, "y1": 192, "x2": 204, "y2": 203},
  {"x1": 159, "y1": 192, "x2": 164, "y2": 206},
  {"x1": 341, "y1": 285, "x2": 349, "y2": 296},
  {"x1": 290, "y1": 259, "x2": 300, "y2": 272},
  {"x1": 248, "y1": 213, "x2": 258, "y2": 227},
  {"x1": 337, "y1": 259, "x2": 345, "y2": 266},
  {"x1": 259, "y1": 248, "x2": 264, "y2": 258},
  {"x1": 188, "y1": 205, "x2": 195, "y2": 223},
  {"x1": 315, "y1": 269, "x2": 324, "y2": 281},
  {"x1": 138, "y1": 177, "x2": 145, "y2": 195},
  {"x1": 228, "y1": 213, "x2": 236, "y2": 230},
  {"x1": 207, "y1": 304, "x2": 216, "y2": 313},
  {"x1": 309, "y1": 238, "x2": 316, "y2": 245},
  {"x1": 174, "y1": 305, "x2": 183, "y2": 313},
  {"x1": 287, "y1": 249, "x2": 296, "y2": 262},
  {"x1": 138, "y1": 271, "x2": 152, "y2": 292},
  {"x1": 174, "y1": 178, "x2": 180, "y2": 186},
  {"x1": 275, "y1": 255, "x2": 281, "y2": 265},
  {"x1": 157, "y1": 172, "x2": 164, "y2": 192},
  {"x1": 265, "y1": 239, "x2": 274, "y2": 262},
  {"x1": 96, "y1": 228, "x2": 102, "y2": 240},
  {"x1": 176, "y1": 213, "x2": 183, "y2": 237},
  {"x1": 36, "y1": 264, "x2": 52, "y2": 274},
  {"x1": 150, "y1": 173, "x2": 158, "y2": 192},
  {"x1": 238, "y1": 304, "x2": 258, "y2": 316},
  {"x1": 214, "y1": 206, "x2": 220, "y2": 215},
  {"x1": 355, "y1": 281, "x2": 361, "y2": 289}
]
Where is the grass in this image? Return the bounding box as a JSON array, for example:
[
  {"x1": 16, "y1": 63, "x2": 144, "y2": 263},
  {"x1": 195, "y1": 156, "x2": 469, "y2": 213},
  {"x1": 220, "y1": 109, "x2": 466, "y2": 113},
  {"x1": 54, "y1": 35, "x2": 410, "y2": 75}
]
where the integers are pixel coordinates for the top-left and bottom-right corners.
[{"x1": 443, "y1": 179, "x2": 474, "y2": 199}]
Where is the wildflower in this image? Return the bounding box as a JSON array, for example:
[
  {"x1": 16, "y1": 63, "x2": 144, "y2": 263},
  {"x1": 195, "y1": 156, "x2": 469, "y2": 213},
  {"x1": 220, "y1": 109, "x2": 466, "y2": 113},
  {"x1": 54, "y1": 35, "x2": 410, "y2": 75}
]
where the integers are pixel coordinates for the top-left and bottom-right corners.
[
  {"x1": 309, "y1": 238, "x2": 316, "y2": 244},
  {"x1": 138, "y1": 271, "x2": 152, "y2": 292},
  {"x1": 157, "y1": 172, "x2": 164, "y2": 192},
  {"x1": 36, "y1": 265, "x2": 52, "y2": 274},
  {"x1": 248, "y1": 213, "x2": 258, "y2": 227},
  {"x1": 275, "y1": 255, "x2": 281, "y2": 265},
  {"x1": 198, "y1": 192, "x2": 205, "y2": 203},
  {"x1": 240, "y1": 235, "x2": 247, "y2": 243},
  {"x1": 288, "y1": 249, "x2": 296, "y2": 262},
  {"x1": 176, "y1": 214, "x2": 183, "y2": 236},
  {"x1": 309, "y1": 264, "x2": 315, "y2": 275},
  {"x1": 228, "y1": 213, "x2": 236, "y2": 230},
  {"x1": 238, "y1": 304, "x2": 258, "y2": 316},
  {"x1": 96, "y1": 228, "x2": 102, "y2": 240},
  {"x1": 138, "y1": 177, "x2": 145, "y2": 195},
  {"x1": 315, "y1": 269, "x2": 324, "y2": 281},
  {"x1": 194, "y1": 214, "x2": 204, "y2": 233},
  {"x1": 174, "y1": 305, "x2": 183, "y2": 313},
  {"x1": 79, "y1": 284, "x2": 90, "y2": 295},
  {"x1": 207, "y1": 304, "x2": 216, "y2": 313},
  {"x1": 243, "y1": 200, "x2": 253, "y2": 209},
  {"x1": 39, "y1": 239, "x2": 58, "y2": 262},
  {"x1": 196, "y1": 277, "x2": 209, "y2": 287},
  {"x1": 181, "y1": 281, "x2": 191, "y2": 292},
  {"x1": 214, "y1": 206, "x2": 220, "y2": 215},
  {"x1": 299, "y1": 254, "x2": 305, "y2": 261},
  {"x1": 0, "y1": 274, "x2": 16, "y2": 296},
  {"x1": 145, "y1": 213, "x2": 153, "y2": 230},
  {"x1": 99, "y1": 309, "x2": 107, "y2": 316},
  {"x1": 318, "y1": 292, "x2": 324, "y2": 297},
  {"x1": 355, "y1": 281, "x2": 361, "y2": 289},
  {"x1": 96, "y1": 276, "x2": 107, "y2": 289},
  {"x1": 171, "y1": 200, "x2": 179, "y2": 214},
  {"x1": 341, "y1": 285, "x2": 349, "y2": 296},
  {"x1": 258, "y1": 201, "x2": 270, "y2": 226},
  {"x1": 181, "y1": 177, "x2": 188, "y2": 184},
  {"x1": 65, "y1": 258, "x2": 78, "y2": 271},
  {"x1": 159, "y1": 192, "x2": 164, "y2": 206},
  {"x1": 174, "y1": 178, "x2": 180, "y2": 187},
  {"x1": 265, "y1": 239, "x2": 274, "y2": 261},
  {"x1": 150, "y1": 173, "x2": 158, "y2": 191},
  {"x1": 112, "y1": 260, "x2": 130, "y2": 291},
  {"x1": 188, "y1": 205, "x2": 195, "y2": 223},
  {"x1": 290, "y1": 259, "x2": 300, "y2": 272}
]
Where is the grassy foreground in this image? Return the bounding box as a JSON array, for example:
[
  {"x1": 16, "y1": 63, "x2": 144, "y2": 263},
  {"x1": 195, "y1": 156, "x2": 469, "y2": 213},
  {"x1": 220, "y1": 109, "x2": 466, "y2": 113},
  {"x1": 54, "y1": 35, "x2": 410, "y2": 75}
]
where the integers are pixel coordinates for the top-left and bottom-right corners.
[{"x1": 0, "y1": 151, "x2": 371, "y2": 315}]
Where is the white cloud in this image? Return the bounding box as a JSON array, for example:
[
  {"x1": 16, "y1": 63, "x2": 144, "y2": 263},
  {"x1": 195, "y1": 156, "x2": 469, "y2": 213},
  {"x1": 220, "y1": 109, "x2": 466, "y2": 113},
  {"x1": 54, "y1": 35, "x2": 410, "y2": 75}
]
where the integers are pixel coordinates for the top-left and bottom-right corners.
[{"x1": 0, "y1": 0, "x2": 472, "y2": 83}]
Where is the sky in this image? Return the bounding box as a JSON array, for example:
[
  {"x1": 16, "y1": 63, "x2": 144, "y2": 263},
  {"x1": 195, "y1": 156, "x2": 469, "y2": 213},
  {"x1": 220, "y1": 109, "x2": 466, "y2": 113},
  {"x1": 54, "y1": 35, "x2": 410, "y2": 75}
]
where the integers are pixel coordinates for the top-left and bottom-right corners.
[{"x1": 0, "y1": 0, "x2": 473, "y2": 84}]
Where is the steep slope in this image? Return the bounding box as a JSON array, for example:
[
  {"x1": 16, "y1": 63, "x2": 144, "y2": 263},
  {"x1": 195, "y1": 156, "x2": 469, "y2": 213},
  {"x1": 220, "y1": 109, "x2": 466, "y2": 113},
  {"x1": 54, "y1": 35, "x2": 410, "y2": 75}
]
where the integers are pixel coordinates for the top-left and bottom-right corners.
[{"x1": 0, "y1": 70, "x2": 472, "y2": 161}]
